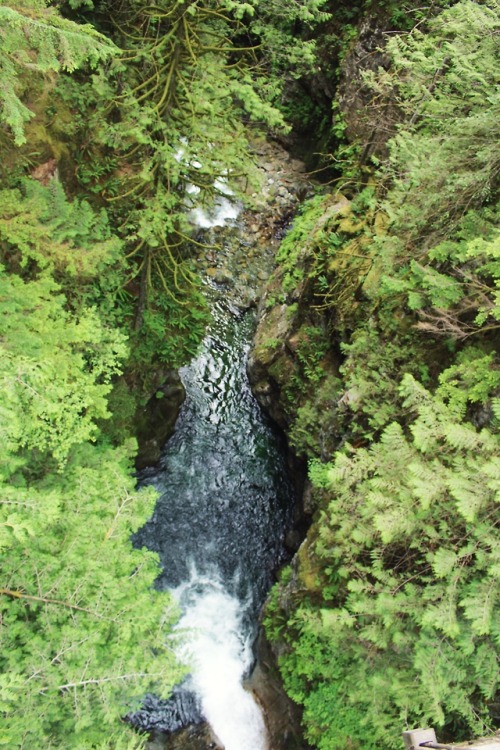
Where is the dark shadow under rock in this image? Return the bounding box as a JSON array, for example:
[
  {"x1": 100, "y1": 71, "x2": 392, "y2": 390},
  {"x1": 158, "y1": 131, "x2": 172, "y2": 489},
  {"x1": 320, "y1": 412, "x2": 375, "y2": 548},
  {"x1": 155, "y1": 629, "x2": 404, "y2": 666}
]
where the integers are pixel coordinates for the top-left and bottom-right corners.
[
  {"x1": 135, "y1": 371, "x2": 186, "y2": 470},
  {"x1": 146, "y1": 723, "x2": 224, "y2": 750}
]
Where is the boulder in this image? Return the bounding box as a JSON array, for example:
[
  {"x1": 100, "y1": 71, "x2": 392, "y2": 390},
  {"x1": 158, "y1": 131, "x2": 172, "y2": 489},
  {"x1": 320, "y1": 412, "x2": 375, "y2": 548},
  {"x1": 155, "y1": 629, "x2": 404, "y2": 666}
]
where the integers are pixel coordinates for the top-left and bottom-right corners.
[{"x1": 146, "y1": 723, "x2": 224, "y2": 750}]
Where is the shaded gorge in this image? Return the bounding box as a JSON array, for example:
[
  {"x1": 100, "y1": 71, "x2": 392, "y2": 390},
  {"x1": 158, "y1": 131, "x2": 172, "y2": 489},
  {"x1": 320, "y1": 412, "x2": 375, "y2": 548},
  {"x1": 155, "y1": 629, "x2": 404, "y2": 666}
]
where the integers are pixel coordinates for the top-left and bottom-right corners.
[{"x1": 131, "y1": 296, "x2": 296, "y2": 749}]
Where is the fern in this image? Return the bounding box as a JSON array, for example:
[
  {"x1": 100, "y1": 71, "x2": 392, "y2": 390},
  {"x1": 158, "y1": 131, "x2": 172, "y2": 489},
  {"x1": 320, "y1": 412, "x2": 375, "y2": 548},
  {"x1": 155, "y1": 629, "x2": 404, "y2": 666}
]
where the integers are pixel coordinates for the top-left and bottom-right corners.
[
  {"x1": 492, "y1": 399, "x2": 500, "y2": 423},
  {"x1": 443, "y1": 422, "x2": 484, "y2": 451},
  {"x1": 460, "y1": 580, "x2": 498, "y2": 636},
  {"x1": 282, "y1": 367, "x2": 500, "y2": 749}
]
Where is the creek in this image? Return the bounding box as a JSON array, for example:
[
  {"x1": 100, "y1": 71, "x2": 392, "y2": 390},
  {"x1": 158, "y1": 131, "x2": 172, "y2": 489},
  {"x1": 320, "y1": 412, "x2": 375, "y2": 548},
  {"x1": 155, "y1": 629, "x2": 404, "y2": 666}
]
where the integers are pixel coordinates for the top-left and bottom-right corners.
[{"x1": 132, "y1": 294, "x2": 295, "y2": 749}]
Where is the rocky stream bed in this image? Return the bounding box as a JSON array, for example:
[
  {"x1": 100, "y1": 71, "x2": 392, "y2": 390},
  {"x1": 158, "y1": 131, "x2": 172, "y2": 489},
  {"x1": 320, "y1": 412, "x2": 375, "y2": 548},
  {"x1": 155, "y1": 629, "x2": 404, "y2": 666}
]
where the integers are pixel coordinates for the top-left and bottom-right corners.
[{"x1": 136, "y1": 137, "x2": 316, "y2": 750}]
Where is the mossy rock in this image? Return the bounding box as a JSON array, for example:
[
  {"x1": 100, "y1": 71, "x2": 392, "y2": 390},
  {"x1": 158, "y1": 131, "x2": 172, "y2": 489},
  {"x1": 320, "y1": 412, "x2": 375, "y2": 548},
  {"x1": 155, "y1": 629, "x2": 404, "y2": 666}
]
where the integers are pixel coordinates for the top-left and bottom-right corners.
[
  {"x1": 337, "y1": 214, "x2": 367, "y2": 234},
  {"x1": 135, "y1": 372, "x2": 186, "y2": 469},
  {"x1": 296, "y1": 537, "x2": 323, "y2": 594},
  {"x1": 268, "y1": 353, "x2": 298, "y2": 387}
]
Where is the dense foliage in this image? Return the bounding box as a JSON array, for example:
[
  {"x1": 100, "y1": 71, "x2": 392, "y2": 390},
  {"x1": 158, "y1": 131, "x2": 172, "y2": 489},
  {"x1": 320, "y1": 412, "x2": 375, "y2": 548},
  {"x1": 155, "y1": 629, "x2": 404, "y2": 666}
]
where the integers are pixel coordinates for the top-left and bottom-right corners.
[
  {"x1": 0, "y1": 0, "x2": 327, "y2": 746},
  {"x1": 0, "y1": 241, "x2": 185, "y2": 746},
  {"x1": 2, "y1": 0, "x2": 499, "y2": 746},
  {"x1": 0, "y1": 177, "x2": 186, "y2": 746},
  {"x1": 265, "y1": 1, "x2": 500, "y2": 748}
]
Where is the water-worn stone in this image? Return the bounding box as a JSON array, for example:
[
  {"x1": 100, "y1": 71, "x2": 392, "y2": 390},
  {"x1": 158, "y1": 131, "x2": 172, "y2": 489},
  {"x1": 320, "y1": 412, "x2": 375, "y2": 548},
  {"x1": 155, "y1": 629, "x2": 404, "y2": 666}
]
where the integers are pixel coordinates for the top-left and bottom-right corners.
[
  {"x1": 146, "y1": 723, "x2": 224, "y2": 750},
  {"x1": 246, "y1": 630, "x2": 312, "y2": 750},
  {"x1": 194, "y1": 137, "x2": 311, "y2": 314},
  {"x1": 213, "y1": 268, "x2": 234, "y2": 286},
  {"x1": 128, "y1": 689, "x2": 204, "y2": 735},
  {"x1": 135, "y1": 372, "x2": 186, "y2": 470}
]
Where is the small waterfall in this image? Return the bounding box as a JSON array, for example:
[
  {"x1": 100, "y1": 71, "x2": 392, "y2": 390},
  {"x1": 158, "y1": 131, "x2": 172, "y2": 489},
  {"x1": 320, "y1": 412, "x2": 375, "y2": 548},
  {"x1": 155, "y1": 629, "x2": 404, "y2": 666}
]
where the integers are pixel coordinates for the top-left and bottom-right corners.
[
  {"x1": 189, "y1": 193, "x2": 240, "y2": 228},
  {"x1": 173, "y1": 574, "x2": 267, "y2": 750},
  {"x1": 133, "y1": 301, "x2": 293, "y2": 745}
]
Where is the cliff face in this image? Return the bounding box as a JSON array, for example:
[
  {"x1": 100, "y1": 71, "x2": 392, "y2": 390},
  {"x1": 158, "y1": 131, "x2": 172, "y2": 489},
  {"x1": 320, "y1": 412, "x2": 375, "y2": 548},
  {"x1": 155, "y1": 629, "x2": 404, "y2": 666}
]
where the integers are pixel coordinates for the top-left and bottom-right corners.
[
  {"x1": 245, "y1": 6, "x2": 398, "y2": 740},
  {"x1": 247, "y1": 192, "x2": 351, "y2": 455},
  {"x1": 336, "y1": 12, "x2": 397, "y2": 163},
  {"x1": 247, "y1": 3, "x2": 397, "y2": 440}
]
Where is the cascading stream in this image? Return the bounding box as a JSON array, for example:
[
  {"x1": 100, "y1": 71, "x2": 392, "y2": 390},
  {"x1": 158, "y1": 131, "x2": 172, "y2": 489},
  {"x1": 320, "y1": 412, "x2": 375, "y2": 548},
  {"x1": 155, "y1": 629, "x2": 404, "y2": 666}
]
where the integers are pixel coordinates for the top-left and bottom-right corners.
[{"x1": 133, "y1": 298, "x2": 294, "y2": 749}]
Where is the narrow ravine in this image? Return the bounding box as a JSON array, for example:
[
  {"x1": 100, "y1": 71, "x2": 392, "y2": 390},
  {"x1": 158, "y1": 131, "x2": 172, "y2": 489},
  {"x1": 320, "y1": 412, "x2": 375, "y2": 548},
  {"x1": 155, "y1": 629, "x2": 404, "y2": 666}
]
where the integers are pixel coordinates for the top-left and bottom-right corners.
[
  {"x1": 129, "y1": 141, "x2": 311, "y2": 749},
  {"x1": 133, "y1": 297, "x2": 295, "y2": 749}
]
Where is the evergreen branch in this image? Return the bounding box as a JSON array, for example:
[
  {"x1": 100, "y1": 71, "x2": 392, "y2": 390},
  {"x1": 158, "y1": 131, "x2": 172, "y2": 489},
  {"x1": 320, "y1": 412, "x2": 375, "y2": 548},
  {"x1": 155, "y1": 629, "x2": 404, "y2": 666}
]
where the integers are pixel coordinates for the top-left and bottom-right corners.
[
  {"x1": 105, "y1": 180, "x2": 147, "y2": 202},
  {"x1": 104, "y1": 491, "x2": 134, "y2": 541},
  {"x1": 56, "y1": 672, "x2": 166, "y2": 691},
  {"x1": 124, "y1": 239, "x2": 145, "y2": 260},
  {"x1": 0, "y1": 589, "x2": 107, "y2": 620},
  {"x1": 155, "y1": 47, "x2": 181, "y2": 113},
  {"x1": 175, "y1": 230, "x2": 218, "y2": 250},
  {"x1": 182, "y1": 15, "x2": 197, "y2": 64},
  {"x1": 141, "y1": 4, "x2": 181, "y2": 19},
  {"x1": 153, "y1": 256, "x2": 189, "y2": 306}
]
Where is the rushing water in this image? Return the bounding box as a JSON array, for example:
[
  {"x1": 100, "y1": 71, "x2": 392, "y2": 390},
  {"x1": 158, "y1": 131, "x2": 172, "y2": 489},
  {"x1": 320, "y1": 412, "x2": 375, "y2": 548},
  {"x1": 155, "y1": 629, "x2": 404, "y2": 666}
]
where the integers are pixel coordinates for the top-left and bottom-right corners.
[{"x1": 133, "y1": 298, "x2": 294, "y2": 748}]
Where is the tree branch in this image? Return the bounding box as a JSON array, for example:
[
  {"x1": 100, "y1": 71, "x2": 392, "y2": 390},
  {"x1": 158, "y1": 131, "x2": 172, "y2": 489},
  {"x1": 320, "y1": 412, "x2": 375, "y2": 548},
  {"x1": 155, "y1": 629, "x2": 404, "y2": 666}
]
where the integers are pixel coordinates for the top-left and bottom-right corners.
[{"x1": 0, "y1": 588, "x2": 107, "y2": 620}]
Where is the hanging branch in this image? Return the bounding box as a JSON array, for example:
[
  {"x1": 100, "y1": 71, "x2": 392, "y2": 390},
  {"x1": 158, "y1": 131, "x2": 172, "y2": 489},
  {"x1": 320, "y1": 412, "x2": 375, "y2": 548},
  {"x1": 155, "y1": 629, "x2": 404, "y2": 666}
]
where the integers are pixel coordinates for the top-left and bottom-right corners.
[{"x1": 0, "y1": 588, "x2": 108, "y2": 620}]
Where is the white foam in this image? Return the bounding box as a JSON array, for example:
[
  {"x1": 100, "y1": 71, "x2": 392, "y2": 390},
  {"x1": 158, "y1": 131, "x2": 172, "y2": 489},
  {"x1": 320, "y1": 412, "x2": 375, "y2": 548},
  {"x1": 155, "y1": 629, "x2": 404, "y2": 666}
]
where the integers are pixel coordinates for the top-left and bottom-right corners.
[
  {"x1": 189, "y1": 196, "x2": 241, "y2": 228},
  {"x1": 173, "y1": 138, "x2": 240, "y2": 227},
  {"x1": 172, "y1": 576, "x2": 268, "y2": 750}
]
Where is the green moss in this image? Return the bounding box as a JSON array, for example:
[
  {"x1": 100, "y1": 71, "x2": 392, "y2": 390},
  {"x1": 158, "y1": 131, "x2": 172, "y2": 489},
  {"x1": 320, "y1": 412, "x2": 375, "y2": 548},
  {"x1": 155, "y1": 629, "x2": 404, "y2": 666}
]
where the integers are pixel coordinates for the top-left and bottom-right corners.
[{"x1": 268, "y1": 354, "x2": 298, "y2": 387}]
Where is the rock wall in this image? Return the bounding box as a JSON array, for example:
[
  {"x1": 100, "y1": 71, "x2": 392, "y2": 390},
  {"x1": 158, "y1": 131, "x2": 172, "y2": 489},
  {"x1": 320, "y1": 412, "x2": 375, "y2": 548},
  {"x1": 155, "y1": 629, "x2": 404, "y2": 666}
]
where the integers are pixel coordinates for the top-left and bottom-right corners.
[
  {"x1": 247, "y1": 192, "x2": 352, "y2": 454},
  {"x1": 244, "y1": 10, "x2": 401, "y2": 743},
  {"x1": 136, "y1": 371, "x2": 186, "y2": 469},
  {"x1": 246, "y1": 630, "x2": 311, "y2": 750},
  {"x1": 337, "y1": 11, "x2": 397, "y2": 163}
]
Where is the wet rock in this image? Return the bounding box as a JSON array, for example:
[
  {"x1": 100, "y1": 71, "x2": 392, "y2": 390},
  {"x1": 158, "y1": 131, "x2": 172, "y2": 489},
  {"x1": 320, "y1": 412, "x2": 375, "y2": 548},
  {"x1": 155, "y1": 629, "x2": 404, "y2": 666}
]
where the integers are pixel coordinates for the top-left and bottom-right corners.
[
  {"x1": 284, "y1": 527, "x2": 303, "y2": 553},
  {"x1": 248, "y1": 317, "x2": 298, "y2": 430},
  {"x1": 127, "y1": 688, "x2": 204, "y2": 735},
  {"x1": 234, "y1": 286, "x2": 258, "y2": 311},
  {"x1": 246, "y1": 630, "x2": 311, "y2": 750},
  {"x1": 194, "y1": 137, "x2": 312, "y2": 313},
  {"x1": 213, "y1": 268, "x2": 234, "y2": 286},
  {"x1": 302, "y1": 481, "x2": 316, "y2": 516},
  {"x1": 247, "y1": 194, "x2": 349, "y2": 434},
  {"x1": 289, "y1": 159, "x2": 306, "y2": 174},
  {"x1": 135, "y1": 372, "x2": 186, "y2": 470},
  {"x1": 146, "y1": 723, "x2": 224, "y2": 750}
]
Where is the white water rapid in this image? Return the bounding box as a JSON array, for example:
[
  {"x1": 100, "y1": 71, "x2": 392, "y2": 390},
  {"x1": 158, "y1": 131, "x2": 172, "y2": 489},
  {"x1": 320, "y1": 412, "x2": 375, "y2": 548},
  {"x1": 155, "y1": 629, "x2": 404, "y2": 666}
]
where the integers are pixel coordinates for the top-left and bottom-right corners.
[
  {"x1": 133, "y1": 303, "x2": 293, "y2": 747},
  {"x1": 189, "y1": 194, "x2": 240, "y2": 229},
  {"x1": 173, "y1": 575, "x2": 268, "y2": 750},
  {"x1": 175, "y1": 138, "x2": 242, "y2": 229}
]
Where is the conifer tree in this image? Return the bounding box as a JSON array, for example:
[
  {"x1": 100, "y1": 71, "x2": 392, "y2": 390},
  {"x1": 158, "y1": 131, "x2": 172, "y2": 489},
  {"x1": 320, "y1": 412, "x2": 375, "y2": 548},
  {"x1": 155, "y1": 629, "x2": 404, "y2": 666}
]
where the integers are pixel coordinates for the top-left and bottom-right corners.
[
  {"x1": 269, "y1": 371, "x2": 500, "y2": 750},
  {"x1": 0, "y1": 184, "x2": 184, "y2": 747},
  {"x1": 0, "y1": 0, "x2": 117, "y2": 144}
]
